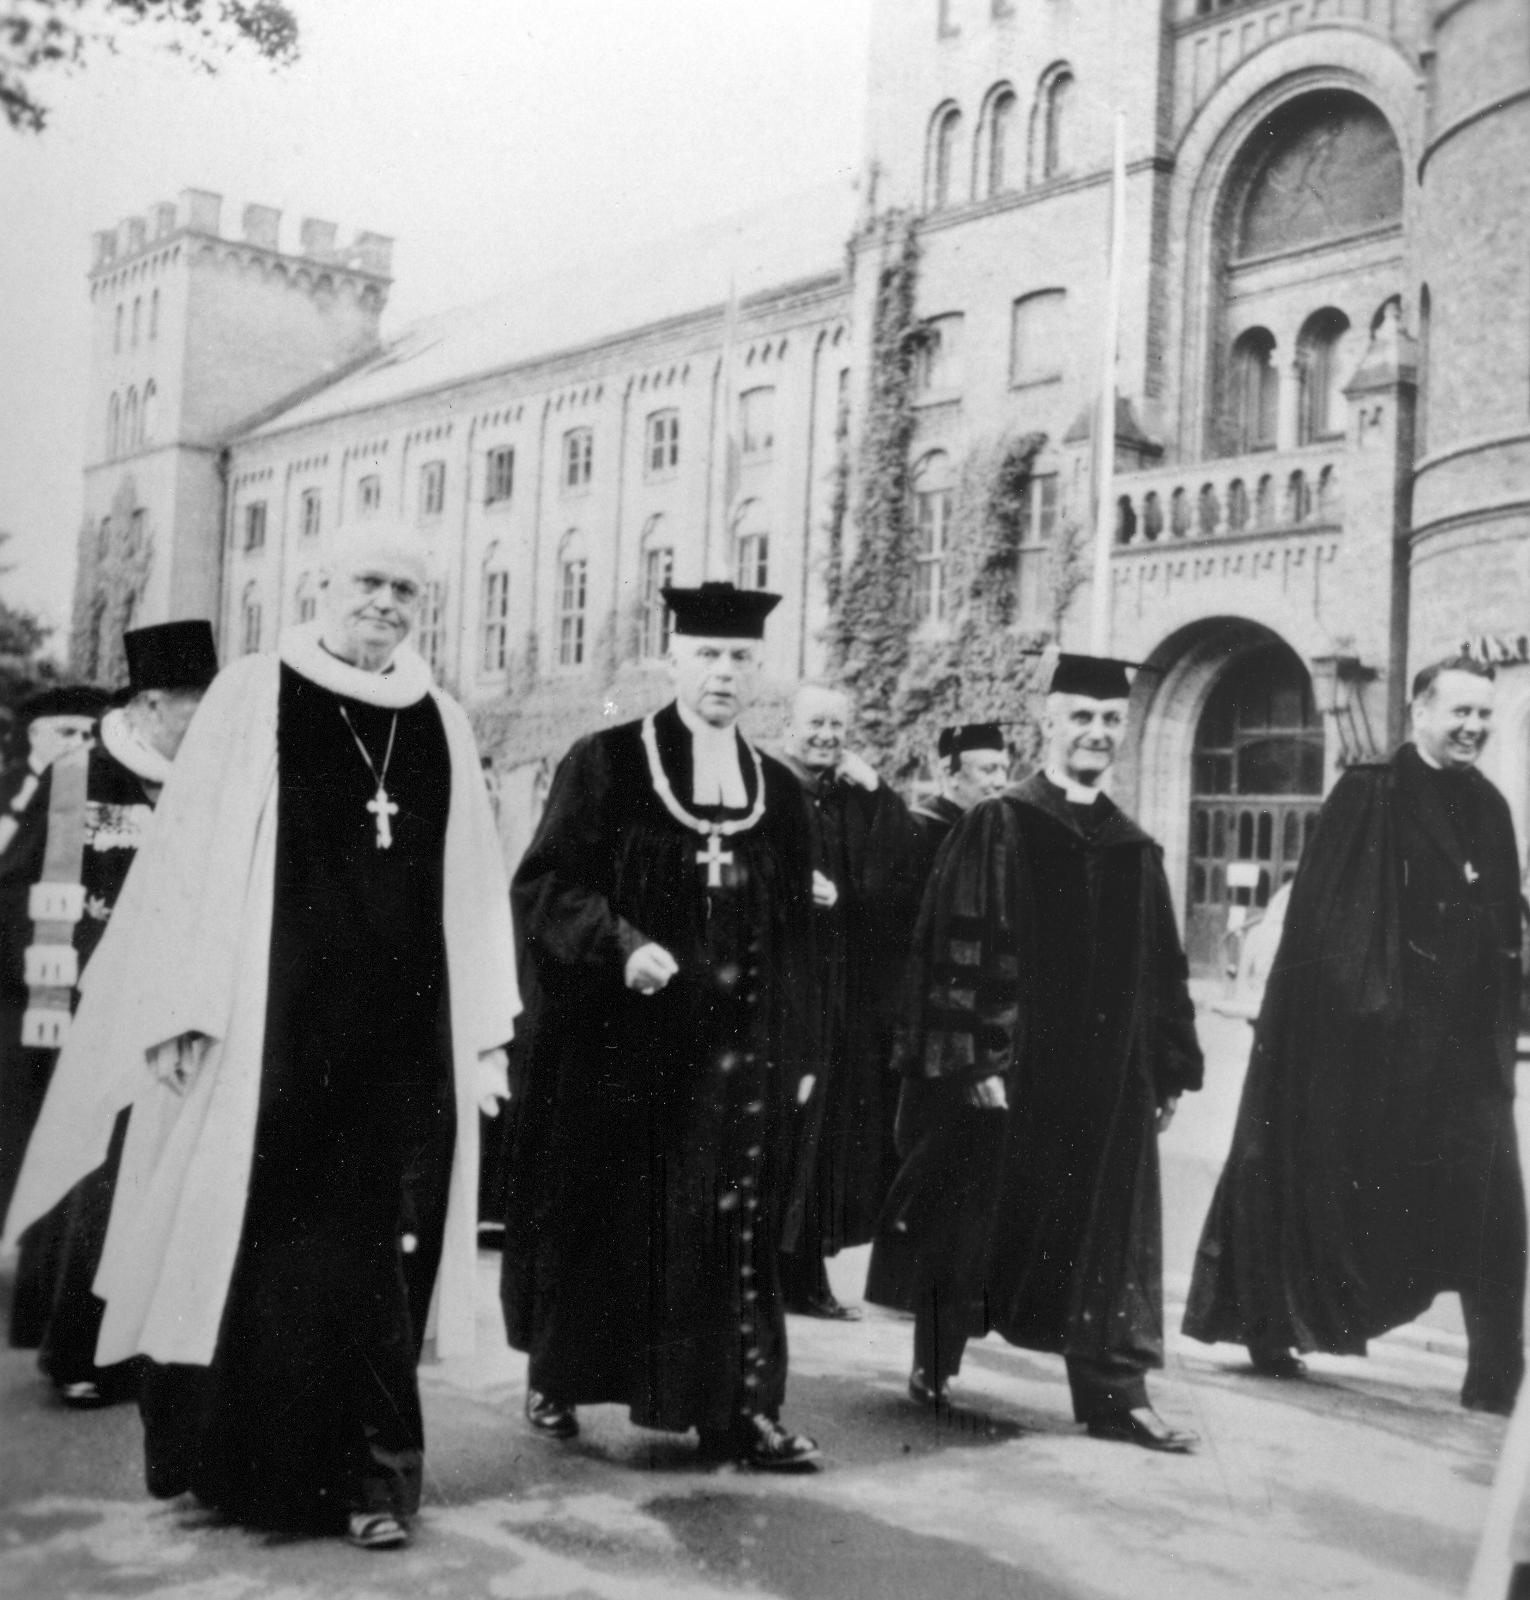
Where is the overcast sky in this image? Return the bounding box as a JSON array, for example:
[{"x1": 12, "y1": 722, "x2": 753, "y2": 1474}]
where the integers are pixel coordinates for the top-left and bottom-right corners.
[{"x1": 0, "y1": 0, "x2": 872, "y2": 636}]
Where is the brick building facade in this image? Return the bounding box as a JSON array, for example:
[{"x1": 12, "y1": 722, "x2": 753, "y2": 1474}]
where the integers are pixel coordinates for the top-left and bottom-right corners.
[{"x1": 72, "y1": 0, "x2": 1530, "y2": 970}]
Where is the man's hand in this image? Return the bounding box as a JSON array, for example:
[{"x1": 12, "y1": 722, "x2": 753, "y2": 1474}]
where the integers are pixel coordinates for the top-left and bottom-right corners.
[
  {"x1": 148, "y1": 1031, "x2": 209, "y2": 1096},
  {"x1": 812, "y1": 870, "x2": 839, "y2": 908},
  {"x1": 1156, "y1": 1095, "x2": 1180, "y2": 1134},
  {"x1": 477, "y1": 1047, "x2": 511, "y2": 1117},
  {"x1": 797, "y1": 1074, "x2": 816, "y2": 1106},
  {"x1": 963, "y1": 1074, "x2": 1008, "y2": 1111},
  {"x1": 837, "y1": 751, "x2": 880, "y2": 791},
  {"x1": 625, "y1": 942, "x2": 679, "y2": 995}
]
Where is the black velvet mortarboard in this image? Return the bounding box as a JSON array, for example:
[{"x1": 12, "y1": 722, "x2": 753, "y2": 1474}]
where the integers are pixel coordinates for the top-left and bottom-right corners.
[
  {"x1": 662, "y1": 582, "x2": 781, "y2": 640},
  {"x1": 936, "y1": 723, "x2": 1006, "y2": 763},
  {"x1": 1047, "y1": 653, "x2": 1146, "y2": 700},
  {"x1": 19, "y1": 684, "x2": 113, "y2": 723}
]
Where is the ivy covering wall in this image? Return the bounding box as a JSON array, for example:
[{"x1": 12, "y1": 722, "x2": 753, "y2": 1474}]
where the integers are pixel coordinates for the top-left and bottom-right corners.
[
  {"x1": 827, "y1": 213, "x2": 1087, "y2": 783},
  {"x1": 69, "y1": 482, "x2": 153, "y2": 686}
]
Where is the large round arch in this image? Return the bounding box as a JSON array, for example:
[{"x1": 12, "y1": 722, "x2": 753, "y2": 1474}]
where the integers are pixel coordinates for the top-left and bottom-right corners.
[{"x1": 1118, "y1": 617, "x2": 1325, "y2": 973}]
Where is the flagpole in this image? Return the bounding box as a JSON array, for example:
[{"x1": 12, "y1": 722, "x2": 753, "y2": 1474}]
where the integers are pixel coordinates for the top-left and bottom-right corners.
[{"x1": 1089, "y1": 111, "x2": 1127, "y2": 654}]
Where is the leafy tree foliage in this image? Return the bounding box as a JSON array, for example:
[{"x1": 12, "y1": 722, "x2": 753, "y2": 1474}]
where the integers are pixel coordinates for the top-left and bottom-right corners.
[{"x1": 2, "y1": 0, "x2": 299, "y2": 132}]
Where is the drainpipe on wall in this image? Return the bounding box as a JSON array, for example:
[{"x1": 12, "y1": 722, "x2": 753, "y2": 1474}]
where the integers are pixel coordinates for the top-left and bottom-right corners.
[
  {"x1": 454, "y1": 413, "x2": 478, "y2": 693},
  {"x1": 798, "y1": 327, "x2": 827, "y2": 681}
]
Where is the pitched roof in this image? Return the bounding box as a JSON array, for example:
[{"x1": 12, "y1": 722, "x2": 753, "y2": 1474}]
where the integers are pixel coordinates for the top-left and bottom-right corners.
[{"x1": 248, "y1": 180, "x2": 856, "y2": 438}]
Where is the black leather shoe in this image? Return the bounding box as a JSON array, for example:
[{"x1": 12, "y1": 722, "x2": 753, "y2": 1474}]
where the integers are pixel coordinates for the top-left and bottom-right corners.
[
  {"x1": 737, "y1": 1414, "x2": 822, "y2": 1472},
  {"x1": 1247, "y1": 1347, "x2": 1308, "y2": 1379},
  {"x1": 524, "y1": 1389, "x2": 579, "y2": 1439},
  {"x1": 1086, "y1": 1407, "x2": 1198, "y2": 1454},
  {"x1": 907, "y1": 1368, "x2": 948, "y2": 1409},
  {"x1": 787, "y1": 1292, "x2": 861, "y2": 1321}
]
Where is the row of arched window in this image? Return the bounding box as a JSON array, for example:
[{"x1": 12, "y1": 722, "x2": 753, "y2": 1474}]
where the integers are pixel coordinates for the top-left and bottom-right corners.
[
  {"x1": 927, "y1": 65, "x2": 1074, "y2": 211},
  {"x1": 113, "y1": 289, "x2": 160, "y2": 354},
  {"x1": 105, "y1": 382, "x2": 157, "y2": 459}
]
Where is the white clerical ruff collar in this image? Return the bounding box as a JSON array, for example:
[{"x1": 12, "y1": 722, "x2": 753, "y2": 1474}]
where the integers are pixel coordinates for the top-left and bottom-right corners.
[
  {"x1": 99, "y1": 707, "x2": 173, "y2": 787},
  {"x1": 673, "y1": 696, "x2": 749, "y2": 808},
  {"x1": 1045, "y1": 766, "x2": 1104, "y2": 806},
  {"x1": 278, "y1": 621, "x2": 433, "y2": 709},
  {"x1": 642, "y1": 710, "x2": 766, "y2": 890}
]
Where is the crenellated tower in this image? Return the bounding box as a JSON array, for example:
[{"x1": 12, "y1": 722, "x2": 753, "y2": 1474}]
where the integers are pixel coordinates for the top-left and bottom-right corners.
[{"x1": 73, "y1": 187, "x2": 392, "y2": 679}]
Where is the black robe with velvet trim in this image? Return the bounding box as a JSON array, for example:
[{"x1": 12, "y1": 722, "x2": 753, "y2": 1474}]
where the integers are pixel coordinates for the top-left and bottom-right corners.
[
  {"x1": 778, "y1": 762, "x2": 919, "y2": 1260},
  {"x1": 1183, "y1": 744, "x2": 1525, "y2": 1356},
  {"x1": 866, "y1": 774, "x2": 1203, "y2": 1367},
  {"x1": 907, "y1": 794, "x2": 964, "y2": 900},
  {"x1": 500, "y1": 702, "x2": 815, "y2": 1434}
]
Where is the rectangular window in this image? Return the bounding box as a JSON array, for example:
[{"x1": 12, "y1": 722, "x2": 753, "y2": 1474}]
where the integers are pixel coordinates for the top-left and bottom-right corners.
[
  {"x1": 563, "y1": 428, "x2": 593, "y2": 491},
  {"x1": 1011, "y1": 291, "x2": 1067, "y2": 386},
  {"x1": 149, "y1": 288, "x2": 160, "y2": 341},
  {"x1": 296, "y1": 582, "x2": 317, "y2": 624},
  {"x1": 480, "y1": 571, "x2": 509, "y2": 674},
  {"x1": 1016, "y1": 473, "x2": 1059, "y2": 627},
  {"x1": 485, "y1": 445, "x2": 515, "y2": 505},
  {"x1": 640, "y1": 546, "x2": 674, "y2": 657},
  {"x1": 419, "y1": 459, "x2": 446, "y2": 519},
  {"x1": 917, "y1": 314, "x2": 965, "y2": 393},
  {"x1": 241, "y1": 593, "x2": 262, "y2": 655},
  {"x1": 300, "y1": 488, "x2": 322, "y2": 539},
  {"x1": 739, "y1": 388, "x2": 776, "y2": 460},
  {"x1": 417, "y1": 580, "x2": 447, "y2": 675},
  {"x1": 243, "y1": 500, "x2": 267, "y2": 553},
  {"x1": 645, "y1": 410, "x2": 680, "y2": 476},
  {"x1": 913, "y1": 487, "x2": 950, "y2": 624},
  {"x1": 558, "y1": 558, "x2": 588, "y2": 667},
  {"x1": 357, "y1": 474, "x2": 382, "y2": 516},
  {"x1": 735, "y1": 531, "x2": 770, "y2": 592}
]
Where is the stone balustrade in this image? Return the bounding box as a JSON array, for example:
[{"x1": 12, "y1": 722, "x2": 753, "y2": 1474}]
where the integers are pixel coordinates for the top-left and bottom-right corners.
[{"x1": 1113, "y1": 444, "x2": 1344, "y2": 549}]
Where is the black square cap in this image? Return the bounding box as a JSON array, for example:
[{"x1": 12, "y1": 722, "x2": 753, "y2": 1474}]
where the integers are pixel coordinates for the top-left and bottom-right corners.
[
  {"x1": 662, "y1": 581, "x2": 781, "y2": 640},
  {"x1": 1047, "y1": 653, "x2": 1152, "y2": 700},
  {"x1": 937, "y1": 722, "x2": 1006, "y2": 761},
  {"x1": 124, "y1": 620, "x2": 219, "y2": 694},
  {"x1": 19, "y1": 684, "x2": 113, "y2": 723}
]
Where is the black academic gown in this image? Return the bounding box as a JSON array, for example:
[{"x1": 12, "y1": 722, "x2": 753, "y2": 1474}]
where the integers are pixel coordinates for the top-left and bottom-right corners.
[
  {"x1": 778, "y1": 760, "x2": 919, "y2": 1263},
  {"x1": 3, "y1": 739, "x2": 151, "y2": 1398},
  {"x1": 500, "y1": 702, "x2": 815, "y2": 1434},
  {"x1": 1184, "y1": 744, "x2": 1526, "y2": 1404},
  {"x1": 866, "y1": 775, "x2": 1203, "y2": 1379},
  {"x1": 139, "y1": 664, "x2": 455, "y2": 1531},
  {"x1": 907, "y1": 794, "x2": 964, "y2": 897}
]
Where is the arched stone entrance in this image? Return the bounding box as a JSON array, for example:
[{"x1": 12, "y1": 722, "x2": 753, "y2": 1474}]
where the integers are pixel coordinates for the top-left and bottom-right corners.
[{"x1": 1121, "y1": 618, "x2": 1326, "y2": 977}]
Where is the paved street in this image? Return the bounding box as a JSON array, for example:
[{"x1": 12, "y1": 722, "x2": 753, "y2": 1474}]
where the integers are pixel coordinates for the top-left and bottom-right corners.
[{"x1": 0, "y1": 1008, "x2": 1515, "y2": 1600}]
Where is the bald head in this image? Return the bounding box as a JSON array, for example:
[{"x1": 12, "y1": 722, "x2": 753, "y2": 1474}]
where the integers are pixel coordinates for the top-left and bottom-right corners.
[{"x1": 319, "y1": 522, "x2": 431, "y2": 672}]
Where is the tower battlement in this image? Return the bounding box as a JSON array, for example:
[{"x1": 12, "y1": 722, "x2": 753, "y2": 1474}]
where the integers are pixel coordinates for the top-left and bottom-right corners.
[{"x1": 90, "y1": 187, "x2": 393, "y2": 281}]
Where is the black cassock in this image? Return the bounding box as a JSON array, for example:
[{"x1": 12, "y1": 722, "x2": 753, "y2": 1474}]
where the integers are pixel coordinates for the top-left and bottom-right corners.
[
  {"x1": 500, "y1": 702, "x2": 814, "y2": 1434},
  {"x1": 867, "y1": 776, "x2": 1202, "y2": 1399},
  {"x1": 1184, "y1": 744, "x2": 1526, "y2": 1410},
  {"x1": 140, "y1": 664, "x2": 455, "y2": 1531},
  {"x1": 778, "y1": 763, "x2": 918, "y2": 1268}
]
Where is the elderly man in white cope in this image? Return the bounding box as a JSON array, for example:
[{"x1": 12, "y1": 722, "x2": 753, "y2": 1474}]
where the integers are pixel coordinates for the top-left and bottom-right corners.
[{"x1": 5, "y1": 522, "x2": 517, "y2": 1550}]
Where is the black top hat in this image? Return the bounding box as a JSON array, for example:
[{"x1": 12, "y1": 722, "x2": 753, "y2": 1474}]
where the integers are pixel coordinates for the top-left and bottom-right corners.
[
  {"x1": 662, "y1": 581, "x2": 781, "y2": 640},
  {"x1": 1047, "y1": 653, "x2": 1155, "y2": 700},
  {"x1": 124, "y1": 620, "x2": 219, "y2": 694},
  {"x1": 937, "y1": 722, "x2": 1006, "y2": 763},
  {"x1": 19, "y1": 684, "x2": 114, "y2": 723}
]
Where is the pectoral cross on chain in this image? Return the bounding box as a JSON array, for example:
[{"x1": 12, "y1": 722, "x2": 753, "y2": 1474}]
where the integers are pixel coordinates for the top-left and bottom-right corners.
[
  {"x1": 697, "y1": 829, "x2": 733, "y2": 889},
  {"x1": 367, "y1": 787, "x2": 399, "y2": 850}
]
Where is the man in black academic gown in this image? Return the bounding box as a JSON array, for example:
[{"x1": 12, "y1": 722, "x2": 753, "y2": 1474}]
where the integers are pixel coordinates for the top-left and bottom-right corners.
[
  {"x1": 0, "y1": 686, "x2": 109, "y2": 1233},
  {"x1": 867, "y1": 654, "x2": 1204, "y2": 1452},
  {"x1": 907, "y1": 723, "x2": 1012, "y2": 893},
  {"x1": 775, "y1": 682, "x2": 918, "y2": 1320},
  {"x1": 3, "y1": 622, "x2": 216, "y2": 1408},
  {"x1": 501, "y1": 582, "x2": 822, "y2": 1470},
  {"x1": 1184, "y1": 655, "x2": 1526, "y2": 1413}
]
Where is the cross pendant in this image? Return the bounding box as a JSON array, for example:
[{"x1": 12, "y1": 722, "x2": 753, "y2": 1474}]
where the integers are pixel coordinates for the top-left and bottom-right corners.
[
  {"x1": 697, "y1": 829, "x2": 733, "y2": 889},
  {"x1": 367, "y1": 786, "x2": 399, "y2": 850}
]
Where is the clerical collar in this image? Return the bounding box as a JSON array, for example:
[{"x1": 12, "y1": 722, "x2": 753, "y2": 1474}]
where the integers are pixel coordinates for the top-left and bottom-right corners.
[
  {"x1": 1044, "y1": 766, "x2": 1103, "y2": 806},
  {"x1": 100, "y1": 707, "x2": 172, "y2": 788},
  {"x1": 279, "y1": 622, "x2": 432, "y2": 710},
  {"x1": 674, "y1": 696, "x2": 748, "y2": 807}
]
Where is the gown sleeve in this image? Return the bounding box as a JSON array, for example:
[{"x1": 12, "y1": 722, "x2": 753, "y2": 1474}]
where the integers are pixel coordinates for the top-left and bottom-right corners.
[
  {"x1": 510, "y1": 733, "x2": 652, "y2": 983},
  {"x1": 1144, "y1": 845, "x2": 1205, "y2": 1100},
  {"x1": 899, "y1": 797, "x2": 1027, "y2": 1087}
]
